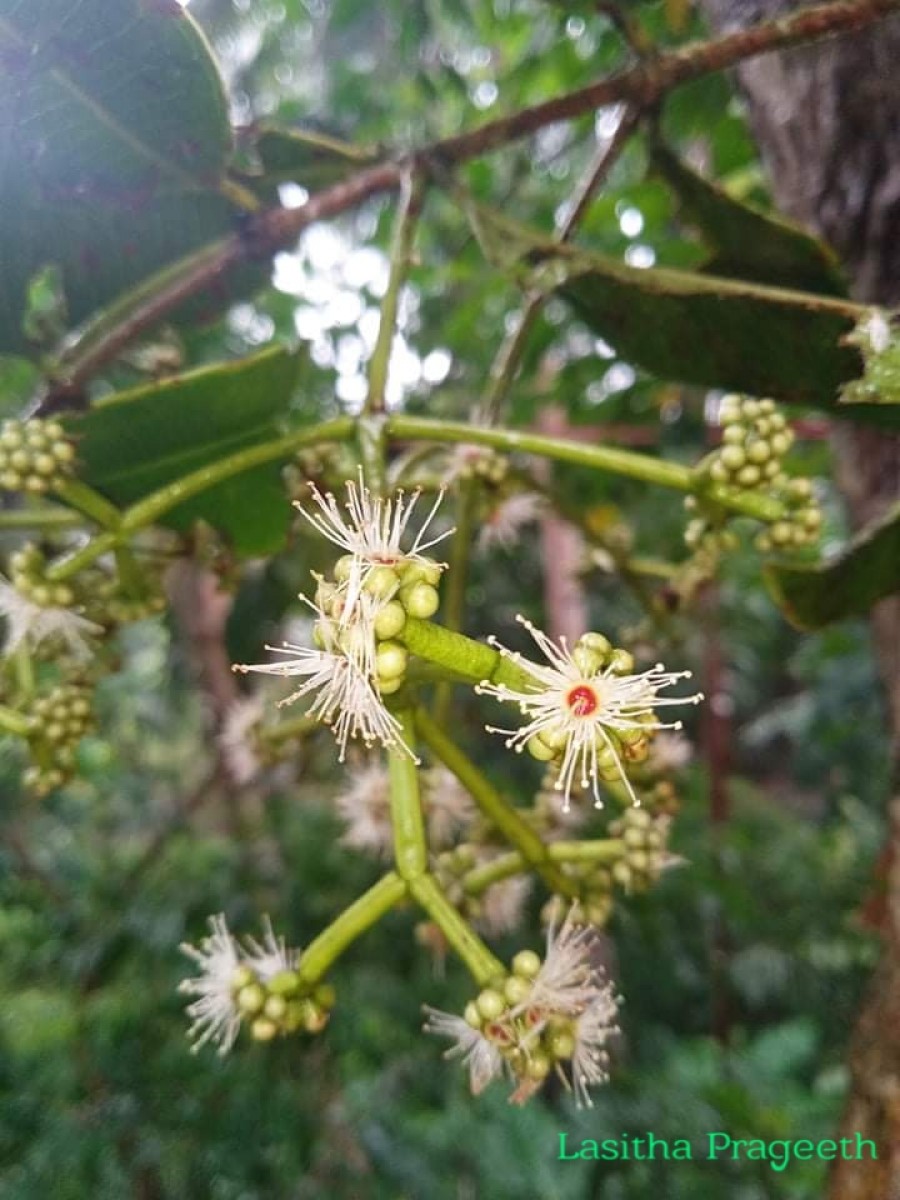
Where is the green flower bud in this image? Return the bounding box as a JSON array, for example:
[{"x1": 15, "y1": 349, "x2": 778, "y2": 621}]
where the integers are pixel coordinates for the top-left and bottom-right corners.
[
  {"x1": 572, "y1": 645, "x2": 604, "y2": 676},
  {"x1": 548, "y1": 1029, "x2": 576, "y2": 1060},
  {"x1": 464, "y1": 1001, "x2": 483, "y2": 1029},
  {"x1": 333, "y1": 554, "x2": 356, "y2": 584},
  {"x1": 237, "y1": 982, "x2": 266, "y2": 1016},
  {"x1": 526, "y1": 734, "x2": 556, "y2": 762},
  {"x1": 373, "y1": 600, "x2": 406, "y2": 640},
  {"x1": 267, "y1": 970, "x2": 301, "y2": 997},
  {"x1": 251, "y1": 1017, "x2": 278, "y2": 1042},
  {"x1": 526, "y1": 1051, "x2": 552, "y2": 1081},
  {"x1": 231, "y1": 965, "x2": 257, "y2": 991},
  {"x1": 364, "y1": 565, "x2": 400, "y2": 599},
  {"x1": 263, "y1": 994, "x2": 288, "y2": 1021},
  {"x1": 503, "y1": 975, "x2": 531, "y2": 1006},
  {"x1": 401, "y1": 581, "x2": 439, "y2": 619},
  {"x1": 314, "y1": 983, "x2": 336, "y2": 1011},
  {"x1": 720, "y1": 445, "x2": 746, "y2": 471},
  {"x1": 476, "y1": 988, "x2": 507, "y2": 1021},
  {"x1": 375, "y1": 640, "x2": 408, "y2": 681},
  {"x1": 608, "y1": 649, "x2": 634, "y2": 675},
  {"x1": 512, "y1": 949, "x2": 541, "y2": 979}
]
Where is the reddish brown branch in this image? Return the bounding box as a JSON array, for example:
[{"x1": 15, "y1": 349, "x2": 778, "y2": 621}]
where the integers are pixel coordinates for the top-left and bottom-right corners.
[{"x1": 40, "y1": 0, "x2": 900, "y2": 408}]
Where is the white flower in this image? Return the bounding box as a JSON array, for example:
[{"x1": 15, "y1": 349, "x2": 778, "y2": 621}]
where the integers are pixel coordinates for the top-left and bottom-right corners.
[
  {"x1": 219, "y1": 695, "x2": 264, "y2": 785},
  {"x1": 422, "y1": 1007, "x2": 506, "y2": 1095},
  {"x1": 568, "y1": 990, "x2": 619, "y2": 1108},
  {"x1": 335, "y1": 762, "x2": 394, "y2": 858},
  {"x1": 477, "y1": 492, "x2": 546, "y2": 552},
  {"x1": 179, "y1": 915, "x2": 300, "y2": 1055},
  {"x1": 524, "y1": 907, "x2": 604, "y2": 1016},
  {"x1": 233, "y1": 640, "x2": 413, "y2": 762},
  {"x1": 421, "y1": 765, "x2": 475, "y2": 848},
  {"x1": 296, "y1": 471, "x2": 452, "y2": 613},
  {"x1": 0, "y1": 579, "x2": 101, "y2": 660},
  {"x1": 476, "y1": 871, "x2": 531, "y2": 937},
  {"x1": 649, "y1": 731, "x2": 693, "y2": 773},
  {"x1": 179, "y1": 914, "x2": 243, "y2": 1055},
  {"x1": 242, "y1": 915, "x2": 297, "y2": 982},
  {"x1": 477, "y1": 616, "x2": 703, "y2": 808}
]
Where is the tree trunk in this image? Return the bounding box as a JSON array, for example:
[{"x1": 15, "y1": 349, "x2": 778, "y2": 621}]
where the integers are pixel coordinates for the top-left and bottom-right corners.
[{"x1": 695, "y1": 3, "x2": 900, "y2": 1195}]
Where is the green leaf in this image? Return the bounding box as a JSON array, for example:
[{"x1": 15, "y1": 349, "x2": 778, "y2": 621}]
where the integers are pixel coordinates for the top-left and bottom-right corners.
[
  {"x1": 0, "y1": 0, "x2": 241, "y2": 355},
  {"x1": 238, "y1": 124, "x2": 381, "y2": 198},
  {"x1": 462, "y1": 200, "x2": 898, "y2": 424},
  {"x1": 651, "y1": 143, "x2": 847, "y2": 297},
  {"x1": 765, "y1": 500, "x2": 900, "y2": 629},
  {"x1": 67, "y1": 346, "x2": 304, "y2": 556}
]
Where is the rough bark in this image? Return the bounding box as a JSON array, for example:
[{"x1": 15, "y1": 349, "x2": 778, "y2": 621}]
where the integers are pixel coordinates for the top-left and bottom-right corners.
[{"x1": 695, "y1": 3, "x2": 900, "y2": 1195}]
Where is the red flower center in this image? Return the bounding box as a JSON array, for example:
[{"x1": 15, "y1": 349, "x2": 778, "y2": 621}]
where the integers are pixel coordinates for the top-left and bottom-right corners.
[{"x1": 566, "y1": 684, "x2": 599, "y2": 717}]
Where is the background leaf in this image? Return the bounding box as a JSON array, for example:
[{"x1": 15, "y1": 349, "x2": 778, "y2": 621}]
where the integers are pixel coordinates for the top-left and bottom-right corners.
[
  {"x1": 68, "y1": 346, "x2": 304, "y2": 555},
  {"x1": 765, "y1": 501, "x2": 900, "y2": 629},
  {"x1": 0, "y1": 0, "x2": 242, "y2": 355}
]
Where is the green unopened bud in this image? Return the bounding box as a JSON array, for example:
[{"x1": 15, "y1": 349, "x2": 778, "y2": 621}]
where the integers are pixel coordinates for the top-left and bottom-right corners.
[
  {"x1": 401, "y1": 581, "x2": 439, "y2": 619},
  {"x1": 373, "y1": 600, "x2": 406, "y2": 640},
  {"x1": 476, "y1": 988, "x2": 506, "y2": 1021},
  {"x1": 364, "y1": 565, "x2": 399, "y2": 599},
  {"x1": 251, "y1": 1017, "x2": 278, "y2": 1042},
  {"x1": 607, "y1": 649, "x2": 634, "y2": 675},
  {"x1": 333, "y1": 554, "x2": 355, "y2": 583},
  {"x1": 264, "y1": 993, "x2": 288, "y2": 1021},
  {"x1": 548, "y1": 1029, "x2": 576, "y2": 1060},
  {"x1": 376, "y1": 641, "x2": 408, "y2": 681},
  {"x1": 512, "y1": 949, "x2": 541, "y2": 979},
  {"x1": 503, "y1": 976, "x2": 531, "y2": 1006},
  {"x1": 267, "y1": 970, "x2": 300, "y2": 997},
  {"x1": 464, "y1": 1001, "x2": 483, "y2": 1029},
  {"x1": 526, "y1": 1051, "x2": 552, "y2": 1081},
  {"x1": 237, "y1": 982, "x2": 266, "y2": 1016}
]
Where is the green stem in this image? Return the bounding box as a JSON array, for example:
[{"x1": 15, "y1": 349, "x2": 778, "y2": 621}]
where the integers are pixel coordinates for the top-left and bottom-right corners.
[
  {"x1": 114, "y1": 545, "x2": 147, "y2": 599},
  {"x1": 387, "y1": 710, "x2": 428, "y2": 880},
  {"x1": 12, "y1": 644, "x2": 35, "y2": 702},
  {"x1": 52, "y1": 480, "x2": 122, "y2": 529},
  {"x1": 462, "y1": 838, "x2": 626, "y2": 895},
  {"x1": 433, "y1": 478, "x2": 478, "y2": 724},
  {"x1": 366, "y1": 172, "x2": 426, "y2": 416},
  {"x1": 356, "y1": 415, "x2": 388, "y2": 495},
  {"x1": 415, "y1": 710, "x2": 578, "y2": 899},
  {"x1": 44, "y1": 418, "x2": 354, "y2": 581},
  {"x1": 399, "y1": 617, "x2": 535, "y2": 691},
  {"x1": 408, "y1": 873, "x2": 505, "y2": 985},
  {"x1": 387, "y1": 415, "x2": 785, "y2": 522},
  {"x1": 295, "y1": 871, "x2": 408, "y2": 986},
  {"x1": 0, "y1": 704, "x2": 32, "y2": 738},
  {"x1": 0, "y1": 507, "x2": 83, "y2": 531}
]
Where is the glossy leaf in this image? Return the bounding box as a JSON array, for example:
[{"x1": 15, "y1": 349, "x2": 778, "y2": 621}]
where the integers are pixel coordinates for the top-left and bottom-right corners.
[
  {"x1": 0, "y1": 0, "x2": 240, "y2": 355},
  {"x1": 68, "y1": 346, "x2": 304, "y2": 555}
]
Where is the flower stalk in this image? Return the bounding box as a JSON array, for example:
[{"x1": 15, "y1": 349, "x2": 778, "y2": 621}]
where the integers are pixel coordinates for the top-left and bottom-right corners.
[{"x1": 295, "y1": 871, "x2": 408, "y2": 986}]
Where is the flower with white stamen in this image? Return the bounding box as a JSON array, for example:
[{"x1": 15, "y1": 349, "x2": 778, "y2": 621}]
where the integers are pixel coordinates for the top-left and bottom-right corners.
[
  {"x1": 0, "y1": 579, "x2": 101, "y2": 660},
  {"x1": 242, "y1": 915, "x2": 297, "y2": 982},
  {"x1": 568, "y1": 990, "x2": 619, "y2": 1108},
  {"x1": 422, "y1": 1007, "x2": 506, "y2": 1095},
  {"x1": 476, "y1": 616, "x2": 703, "y2": 809},
  {"x1": 233, "y1": 639, "x2": 414, "y2": 762},
  {"x1": 179, "y1": 914, "x2": 243, "y2": 1055},
  {"x1": 296, "y1": 471, "x2": 452, "y2": 615},
  {"x1": 477, "y1": 492, "x2": 546, "y2": 553},
  {"x1": 524, "y1": 907, "x2": 604, "y2": 1016}
]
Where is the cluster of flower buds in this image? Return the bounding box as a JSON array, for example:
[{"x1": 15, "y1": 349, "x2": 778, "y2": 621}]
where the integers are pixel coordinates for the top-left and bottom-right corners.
[
  {"x1": 7, "y1": 543, "x2": 77, "y2": 611},
  {"x1": 606, "y1": 807, "x2": 675, "y2": 893},
  {"x1": 687, "y1": 395, "x2": 822, "y2": 556},
  {"x1": 232, "y1": 965, "x2": 335, "y2": 1043},
  {"x1": 24, "y1": 678, "x2": 96, "y2": 796},
  {"x1": 425, "y1": 910, "x2": 618, "y2": 1107},
  {"x1": 0, "y1": 418, "x2": 76, "y2": 495},
  {"x1": 313, "y1": 552, "x2": 442, "y2": 698},
  {"x1": 92, "y1": 574, "x2": 167, "y2": 625},
  {"x1": 180, "y1": 915, "x2": 334, "y2": 1054},
  {"x1": 448, "y1": 445, "x2": 509, "y2": 487}
]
